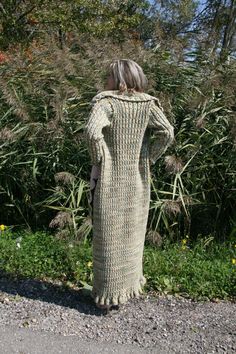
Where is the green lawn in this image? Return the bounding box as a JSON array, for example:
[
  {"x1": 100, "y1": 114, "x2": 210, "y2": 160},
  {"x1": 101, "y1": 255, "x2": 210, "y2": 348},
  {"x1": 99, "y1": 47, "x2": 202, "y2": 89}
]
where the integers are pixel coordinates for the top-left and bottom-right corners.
[{"x1": 0, "y1": 229, "x2": 235, "y2": 300}]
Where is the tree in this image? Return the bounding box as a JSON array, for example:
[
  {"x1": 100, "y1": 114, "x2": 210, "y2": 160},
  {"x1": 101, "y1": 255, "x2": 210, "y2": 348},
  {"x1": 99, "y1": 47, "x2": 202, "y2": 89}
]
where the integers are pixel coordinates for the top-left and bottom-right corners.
[
  {"x1": 192, "y1": 0, "x2": 236, "y2": 62},
  {"x1": 0, "y1": 0, "x2": 151, "y2": 48}
]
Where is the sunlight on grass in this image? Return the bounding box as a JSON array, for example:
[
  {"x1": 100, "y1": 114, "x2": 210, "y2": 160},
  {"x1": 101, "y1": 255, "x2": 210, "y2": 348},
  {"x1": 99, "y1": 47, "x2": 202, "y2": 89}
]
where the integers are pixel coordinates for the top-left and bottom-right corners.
[{"x1": 0, "y1": 230, "x2": 235, "y2": 300}]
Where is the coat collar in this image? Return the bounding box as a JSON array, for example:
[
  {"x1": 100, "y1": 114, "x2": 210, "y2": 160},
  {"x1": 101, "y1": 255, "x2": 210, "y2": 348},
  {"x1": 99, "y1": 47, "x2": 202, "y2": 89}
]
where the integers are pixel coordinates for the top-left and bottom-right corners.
[{"x1": 92, "y1": 90, "x2": 159, "y2": 103}]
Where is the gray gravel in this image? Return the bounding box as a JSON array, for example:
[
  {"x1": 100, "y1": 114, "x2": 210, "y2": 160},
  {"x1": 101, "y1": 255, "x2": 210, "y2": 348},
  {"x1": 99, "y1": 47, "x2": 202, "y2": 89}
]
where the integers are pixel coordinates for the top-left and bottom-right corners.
[{"x1": 0, "y1": 274, "x2": 235, "y2": 353}]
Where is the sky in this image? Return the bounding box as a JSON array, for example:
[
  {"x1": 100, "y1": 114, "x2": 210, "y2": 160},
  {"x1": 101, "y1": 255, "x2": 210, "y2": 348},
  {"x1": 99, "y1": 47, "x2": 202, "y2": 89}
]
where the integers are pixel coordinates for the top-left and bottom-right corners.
[{"x1": 148, "y1": 0, "x2": 207, "y2": 14}]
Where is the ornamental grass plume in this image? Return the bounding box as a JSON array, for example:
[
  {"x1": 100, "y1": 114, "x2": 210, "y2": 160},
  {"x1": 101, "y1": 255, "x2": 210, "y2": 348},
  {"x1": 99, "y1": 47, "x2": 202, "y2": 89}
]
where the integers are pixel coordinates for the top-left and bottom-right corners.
[
  {"x1": 146, "y1": 229, "x2": 163, "y2": 247},
  {"x1": 54, "y1": 172, "x2": 76, "y2": 185},
  {"x1": 195, "y1": 115, "x2": 206, "y2": 129},
  {"x1": 176, "y1": 195, "x2": 193, "y2": 206},
  {"x1": 54, "y1": 229, "x2": 71, "y2": 240},
  {"x1": 0, "y1": 78, "x2": 30, "y2": 121},
  {"x1": 49, "y1": 211, "x2": 72, "y2": 229},
  {"x1": 46, "y1": 120, "x2": 64, "y2": 138},
  {"x1": 164, "y1": 155, "x2": 183, "y2": 174},
  {"x1": 0, "y1": 128, "x2": 15, "y2": 142},
  {"x1": 162, "y1": 199, "x2": 181, "y2": 217}
]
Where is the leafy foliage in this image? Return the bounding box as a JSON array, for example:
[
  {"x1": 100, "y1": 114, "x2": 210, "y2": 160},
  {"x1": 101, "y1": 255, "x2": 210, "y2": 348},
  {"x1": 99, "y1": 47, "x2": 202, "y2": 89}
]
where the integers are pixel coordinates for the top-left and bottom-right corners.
[{"x1": 0, "y1": 1, "x2": 235, "y2": 240}]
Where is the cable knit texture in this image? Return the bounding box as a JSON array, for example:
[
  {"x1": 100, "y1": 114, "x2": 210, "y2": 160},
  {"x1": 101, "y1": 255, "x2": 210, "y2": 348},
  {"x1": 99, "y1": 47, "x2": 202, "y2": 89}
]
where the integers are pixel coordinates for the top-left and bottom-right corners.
[{"x1": 84, "y1": 90, "x2": 174, "y2": 306}]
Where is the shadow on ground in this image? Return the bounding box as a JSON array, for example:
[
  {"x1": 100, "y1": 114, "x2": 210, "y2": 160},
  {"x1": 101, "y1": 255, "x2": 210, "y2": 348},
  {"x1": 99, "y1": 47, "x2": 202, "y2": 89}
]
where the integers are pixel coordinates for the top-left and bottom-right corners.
[{"x1": 0, "y1": 270, "x2": 110, "y2": 316}]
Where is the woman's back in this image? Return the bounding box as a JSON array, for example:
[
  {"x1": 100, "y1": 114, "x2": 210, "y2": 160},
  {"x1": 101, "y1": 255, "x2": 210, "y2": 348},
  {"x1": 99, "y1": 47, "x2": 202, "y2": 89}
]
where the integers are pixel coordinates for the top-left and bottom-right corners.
[
  {"x1": 103, "y1": 94, "x2": 150, "y2": 162},
  {"x1": 86, "y1": 90, "x2": 174, "y2": 167}
]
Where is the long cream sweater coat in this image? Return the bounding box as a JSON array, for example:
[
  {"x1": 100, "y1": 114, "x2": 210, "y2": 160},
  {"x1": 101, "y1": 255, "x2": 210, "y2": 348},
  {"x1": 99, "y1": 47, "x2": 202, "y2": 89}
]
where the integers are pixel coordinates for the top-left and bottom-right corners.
[{"x1": 84, "y1": 90, "x2": 174, "y2": 306}]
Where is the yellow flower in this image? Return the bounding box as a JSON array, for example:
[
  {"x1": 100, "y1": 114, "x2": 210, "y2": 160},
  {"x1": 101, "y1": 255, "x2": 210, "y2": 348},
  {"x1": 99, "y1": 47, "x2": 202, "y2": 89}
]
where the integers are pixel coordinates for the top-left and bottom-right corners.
[
  {"x1": 0, "y1": 224, "x2": 5, "y2": 231},
  {"x1": 232, "y1": 258, "x2": 236, "y2": 265},
  {"x1": 87, "y1": 261, "x2": 93, "y2": 268},
  {"x1": 181, "y1": 239, "x2": 187, "y2": 245},
  {"x1": 182, "y1": 245, "x2": 186, "y2": 250}
]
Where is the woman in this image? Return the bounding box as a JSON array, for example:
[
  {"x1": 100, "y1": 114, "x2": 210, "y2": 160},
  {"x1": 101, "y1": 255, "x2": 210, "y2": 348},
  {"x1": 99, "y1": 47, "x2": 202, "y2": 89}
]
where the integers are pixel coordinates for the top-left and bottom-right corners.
[{"x1": 84, "y1": 59, "x2": 174, "y2": 311}]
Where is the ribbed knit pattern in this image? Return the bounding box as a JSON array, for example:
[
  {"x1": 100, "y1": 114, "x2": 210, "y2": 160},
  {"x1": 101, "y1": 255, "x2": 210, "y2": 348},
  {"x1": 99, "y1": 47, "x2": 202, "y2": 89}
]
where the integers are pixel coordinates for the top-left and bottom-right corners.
[{"x1": 84, "y1": 90, "x2": 174, "y2": 306}]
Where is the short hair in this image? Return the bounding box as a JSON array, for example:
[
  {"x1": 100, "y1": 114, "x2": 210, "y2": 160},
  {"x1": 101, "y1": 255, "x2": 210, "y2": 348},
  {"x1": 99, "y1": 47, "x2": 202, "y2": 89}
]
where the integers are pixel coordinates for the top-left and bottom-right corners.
[{"x1": 108, "y1": 59, "x2": 148, "y2": 93}]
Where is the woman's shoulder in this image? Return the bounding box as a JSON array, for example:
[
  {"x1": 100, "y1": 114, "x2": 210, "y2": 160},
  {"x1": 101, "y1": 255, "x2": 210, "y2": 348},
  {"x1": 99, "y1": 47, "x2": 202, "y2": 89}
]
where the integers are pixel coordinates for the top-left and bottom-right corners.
[{"x1": 91, "y1": 90, "x2": 160, "y2": 103}]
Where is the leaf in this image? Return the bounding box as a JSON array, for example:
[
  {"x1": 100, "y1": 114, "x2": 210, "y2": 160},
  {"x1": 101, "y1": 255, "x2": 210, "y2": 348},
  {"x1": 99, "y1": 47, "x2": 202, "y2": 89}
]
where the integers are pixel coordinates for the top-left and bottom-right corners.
[
  {"x1": 79, "y1": 280, "x2": 92, "y2": 291},
  {"x1": 163, "y1": 277, "x2": 171, "y2": 287}
]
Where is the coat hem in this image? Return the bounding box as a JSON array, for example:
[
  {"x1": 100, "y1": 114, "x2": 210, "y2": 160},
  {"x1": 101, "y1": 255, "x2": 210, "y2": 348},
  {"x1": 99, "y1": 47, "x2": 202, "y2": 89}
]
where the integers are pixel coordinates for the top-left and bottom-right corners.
[{"x1": 91, "y1": 275, "x2": 147, "y2": 306}]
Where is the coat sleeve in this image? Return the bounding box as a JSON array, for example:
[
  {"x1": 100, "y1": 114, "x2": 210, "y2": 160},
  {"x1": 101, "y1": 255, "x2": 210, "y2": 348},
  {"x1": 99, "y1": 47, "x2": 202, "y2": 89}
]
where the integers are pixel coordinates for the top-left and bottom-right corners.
[
  {"x1": 148, "y1": 99, "x2": 174, "y2": 165},
  {"x1": 84, "y1": 97, "x2": 112, "y2": 166}
]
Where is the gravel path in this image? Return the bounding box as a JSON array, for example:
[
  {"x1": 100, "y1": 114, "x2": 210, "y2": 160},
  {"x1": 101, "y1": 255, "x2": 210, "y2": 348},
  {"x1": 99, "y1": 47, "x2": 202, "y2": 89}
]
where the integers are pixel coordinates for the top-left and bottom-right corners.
[{"x1": 0, "y1": 273, "x2": 235, "y2": 353}]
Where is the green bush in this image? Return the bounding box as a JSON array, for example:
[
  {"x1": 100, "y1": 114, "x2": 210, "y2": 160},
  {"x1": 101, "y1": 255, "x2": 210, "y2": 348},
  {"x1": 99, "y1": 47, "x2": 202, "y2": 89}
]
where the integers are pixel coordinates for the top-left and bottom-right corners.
[{"x1": 0, "y1": 37, "x2": 235, "y2": 240}]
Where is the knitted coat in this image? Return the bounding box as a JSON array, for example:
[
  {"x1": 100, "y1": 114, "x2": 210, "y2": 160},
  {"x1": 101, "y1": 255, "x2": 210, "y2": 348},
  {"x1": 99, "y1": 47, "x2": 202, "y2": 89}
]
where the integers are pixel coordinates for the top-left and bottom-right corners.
[{"x1": 84, "y1": 90, "x2": 174, "y2": 306}]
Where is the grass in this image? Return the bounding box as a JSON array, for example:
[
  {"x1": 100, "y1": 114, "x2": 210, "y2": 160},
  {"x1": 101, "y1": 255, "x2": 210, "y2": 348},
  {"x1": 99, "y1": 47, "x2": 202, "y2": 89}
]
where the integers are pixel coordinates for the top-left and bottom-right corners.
[
  {"x1": 0, "y1": 230, "x2": 93, "y2": 286},
  {"x1": 0, "y1": 229, "x2": 235, "y2": 301},
  {"x1": 144, "y1": 237, "x2": 236, "y2": 300}
]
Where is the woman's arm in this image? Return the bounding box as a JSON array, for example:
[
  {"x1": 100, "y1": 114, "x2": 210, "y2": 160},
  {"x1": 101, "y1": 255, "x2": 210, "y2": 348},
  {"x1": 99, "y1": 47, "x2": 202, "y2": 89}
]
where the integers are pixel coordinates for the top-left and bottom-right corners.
[
  {"x1": 90, "y1": 165, "x2": 100, "y2": 190},
  {"x1": 84, "y1": 98, "x2": 112, "y2": 166},
  {"x1": 148, "y1": 99, "x2": 174, "y2": 165},
  {"x1": 88, "y1": 165, "x2": 100, "y2": 207}
]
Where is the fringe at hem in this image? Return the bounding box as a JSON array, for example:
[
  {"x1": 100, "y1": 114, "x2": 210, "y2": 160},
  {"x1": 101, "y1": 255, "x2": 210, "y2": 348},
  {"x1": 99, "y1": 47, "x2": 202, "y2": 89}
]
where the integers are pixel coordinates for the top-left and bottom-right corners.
[{"x1": 92, "y1": 276, "x2": 147, "y2": 306}]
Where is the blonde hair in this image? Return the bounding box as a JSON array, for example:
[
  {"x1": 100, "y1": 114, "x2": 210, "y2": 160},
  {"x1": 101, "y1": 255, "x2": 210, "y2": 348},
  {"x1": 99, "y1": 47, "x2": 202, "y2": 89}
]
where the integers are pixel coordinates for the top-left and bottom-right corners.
[{"x1": 108, "y1": 59, "x2": 148, "y2": 93}]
